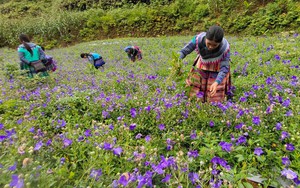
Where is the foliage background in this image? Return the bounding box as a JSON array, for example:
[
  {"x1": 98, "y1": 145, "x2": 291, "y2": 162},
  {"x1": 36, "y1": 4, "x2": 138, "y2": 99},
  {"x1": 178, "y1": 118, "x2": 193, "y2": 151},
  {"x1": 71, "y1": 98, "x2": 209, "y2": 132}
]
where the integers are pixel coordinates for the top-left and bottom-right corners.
[{"x1": 0, "y1": 0, "x2": 300, "y2": 48}]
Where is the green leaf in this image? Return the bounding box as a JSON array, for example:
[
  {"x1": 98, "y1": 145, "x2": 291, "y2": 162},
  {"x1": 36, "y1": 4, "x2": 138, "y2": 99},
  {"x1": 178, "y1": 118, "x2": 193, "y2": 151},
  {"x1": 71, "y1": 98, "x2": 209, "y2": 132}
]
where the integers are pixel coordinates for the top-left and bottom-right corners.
[
  {"x1": 238, "y1": 182, "x2": 245, "y2": 188},
  {"x1": 243, "y1": 182, "x2": 254, "y2": 188}
]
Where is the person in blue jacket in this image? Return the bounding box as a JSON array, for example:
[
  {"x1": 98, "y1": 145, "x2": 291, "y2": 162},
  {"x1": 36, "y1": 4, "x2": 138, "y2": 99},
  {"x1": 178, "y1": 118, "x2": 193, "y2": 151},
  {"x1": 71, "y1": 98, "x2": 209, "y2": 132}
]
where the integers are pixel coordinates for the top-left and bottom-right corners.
[{"x1": 80, "y1": 53, "x2": 106, "y2": 69}]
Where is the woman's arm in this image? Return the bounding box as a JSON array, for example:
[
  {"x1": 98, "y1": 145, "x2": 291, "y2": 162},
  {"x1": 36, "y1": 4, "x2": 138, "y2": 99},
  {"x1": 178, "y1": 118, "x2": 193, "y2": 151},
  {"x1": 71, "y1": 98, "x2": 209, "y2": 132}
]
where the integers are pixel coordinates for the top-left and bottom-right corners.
[
  {"x1": 215, "y1": 52, "x2": 230, "y2": 84},
  {"x1": 179, "y1": 36, "x2": 197, "y2": 59},
  {"x1": 18, "y1": 50, "x2": 30, "y2": 64}
]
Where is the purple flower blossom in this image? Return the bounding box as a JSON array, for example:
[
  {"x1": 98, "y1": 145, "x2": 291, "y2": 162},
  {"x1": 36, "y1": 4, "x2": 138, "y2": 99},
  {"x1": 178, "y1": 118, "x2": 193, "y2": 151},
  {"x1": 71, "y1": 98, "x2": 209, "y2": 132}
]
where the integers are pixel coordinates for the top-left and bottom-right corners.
[
  {"x1": 129, "y1": 123, "x2": 136, "y2": 131},
  {"x1": 60, "y1": 157, "x2": 65, "y2": 164},
  {"x1": 209, "y1": 121, "x2": 215, "y2": 127},
  {"x1": 90, "y1": 168, "x2": 102, "y2": 181},
  {"x1": 254, "y1": 147, "x2": 264, "y2": 156},
  {"x1": 282, "y1": 99, "x2": 290, "y2": 107},
  {"x1": 286, "y1": 143, "x2": 295, "y2": 151},
  {"x1": 28, "y1": 126, "x2": 35, "y2": 133},
  {"x1": 145, "y1": 135, "x2": 151, "y2": 142},
  {"x1": 10, "y1": 174, "x2": 24, "y2": 188},
  {"x1": 0, "y1": 135, "x2": 7, "y2": 142},
  {"x1": 236, "y1": 136, "x2": 247, "y2": 145},
  {"x1": 135, "y1": 133, "x2": 142, "y2": 139},
  {"x1": 113, "y1": 147, "x2": 123, "y2": 156},
  {"x1": 280, "y1": 131, "x2": 290, "y2": 140},
  {"x1": 252, "y1": 116, "x2": 261, "y2": 125},
  {"x1": 188, "y1": 172, "x2": 199, "y2": 184},
  {"x1": 282, "y1": 157, "x2": 290, "y2": 166},
  {"x1": 130, "y1": 108, "x2": 137, "y2": 118},
  {"x1": 235, "y1": 123, "x2": 243, "y2": 129},
  {"x1": 46, "y1": 139, "x2": 52, "y2": 146},
  {"x1": 158, "y1": 124, "x2": 165, "y2": 131},
  {"x1": 281, "y1": 169, "x2": 298, "y2": 180},
  {"x1": 274, "y1": 54, "x2": 280, "y2": 60},
  {"x1": 276, "y1": 123, "x2": 282, "y2": 130},
  {"x1": 219, "y1": 141, "x2": 233, "y2": 152},
  {"x1": 119, "y1": 174, "x2": 129, "y2": 186},
  {"x1": 103, "y1": 142, "x2": 113, "y2": 150},
  {"x1": 190, "y1": 130, "x2": 197, "y2": 139},
  {"x1": 63, "y1": 138, "x2": 72, "y2": 147},
  {"x1": 34, "y1": 141, "x2": 43, "y2": 151},
  {"x1": 162, "y1": 174, "x2": 171, "y2": 183},
  {"x1": 187, "y1": 150, "x2": 199, "y2": 158},
  {"x1": 84, "y1": 129, "x2": 92, "y2": 137},
  {"x1": 8, "y1": 162, "x2": 17, "y2": 171}
]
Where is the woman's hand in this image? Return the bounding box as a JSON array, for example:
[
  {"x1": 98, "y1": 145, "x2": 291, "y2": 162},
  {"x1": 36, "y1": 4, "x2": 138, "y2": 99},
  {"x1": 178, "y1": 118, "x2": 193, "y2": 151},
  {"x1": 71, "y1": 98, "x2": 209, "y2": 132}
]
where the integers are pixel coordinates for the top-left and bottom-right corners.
[{"x1": 210, "y1": 82, "x2": 219, "y2": 97}]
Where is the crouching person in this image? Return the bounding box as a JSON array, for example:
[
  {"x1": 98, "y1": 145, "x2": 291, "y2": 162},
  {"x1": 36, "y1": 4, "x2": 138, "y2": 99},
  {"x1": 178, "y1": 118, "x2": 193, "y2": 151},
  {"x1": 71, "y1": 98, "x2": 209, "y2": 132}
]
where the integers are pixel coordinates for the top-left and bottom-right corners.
[{"x1": 17, "y1": 34, "x2": 48, "y2": 78}]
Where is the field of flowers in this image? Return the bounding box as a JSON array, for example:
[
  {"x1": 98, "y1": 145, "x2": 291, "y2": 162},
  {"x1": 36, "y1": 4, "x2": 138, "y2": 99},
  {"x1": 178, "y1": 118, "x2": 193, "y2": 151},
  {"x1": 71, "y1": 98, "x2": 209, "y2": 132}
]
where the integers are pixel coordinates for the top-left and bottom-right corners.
[{"x1": 0, "y1": 33, "x2": 299, "y2": 188}]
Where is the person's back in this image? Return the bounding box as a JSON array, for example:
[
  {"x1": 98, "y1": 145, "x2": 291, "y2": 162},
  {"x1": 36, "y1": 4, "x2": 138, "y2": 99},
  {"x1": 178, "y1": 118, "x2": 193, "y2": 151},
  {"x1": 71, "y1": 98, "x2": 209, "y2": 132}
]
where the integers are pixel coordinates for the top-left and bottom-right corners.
[{"x1": 17, "y1": 34, "x2": 48, "y2": 78}]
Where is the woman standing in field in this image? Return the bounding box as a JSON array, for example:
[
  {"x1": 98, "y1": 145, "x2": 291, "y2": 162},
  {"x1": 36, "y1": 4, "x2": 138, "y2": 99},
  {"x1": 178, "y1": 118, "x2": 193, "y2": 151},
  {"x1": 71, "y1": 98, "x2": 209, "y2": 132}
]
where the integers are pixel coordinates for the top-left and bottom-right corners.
[
  {"x1": 179, "y1": 25, "x2": 232, "y2": 103},
  {"x1": 124, "y1": 46, "x2": 142, "y2": 62},
  {"x1": 17, "y1": 34, "x2": 48, "y2": 78}
]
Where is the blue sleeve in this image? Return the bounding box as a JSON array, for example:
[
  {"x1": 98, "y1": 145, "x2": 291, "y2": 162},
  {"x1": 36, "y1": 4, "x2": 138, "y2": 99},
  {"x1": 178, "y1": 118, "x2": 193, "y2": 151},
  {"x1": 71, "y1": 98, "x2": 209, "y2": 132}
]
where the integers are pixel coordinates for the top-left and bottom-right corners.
[
  {"x1": 179, "y1": 36, "x2": 197, "y2": 59},
  {"x1": 216, "y1": 52, "x2": 230, "y2": 84}
]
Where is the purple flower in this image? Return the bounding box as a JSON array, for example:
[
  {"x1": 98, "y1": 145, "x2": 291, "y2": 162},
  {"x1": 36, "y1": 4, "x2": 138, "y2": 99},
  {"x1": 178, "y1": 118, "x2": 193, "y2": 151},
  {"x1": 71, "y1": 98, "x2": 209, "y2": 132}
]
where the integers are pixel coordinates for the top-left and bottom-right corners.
[
  {"x1": 46, "y1": 139, "x2": 52, "y2": 146},
  {"x1": 188, "y1": 172, "x2": 199, "y2": 184},
  {"x1": 10, "y1": 174, "x2": 24, "y2": 188},
  {"x1": 8, "y1": 162, "x2": 17, "y2": 171},
  {"x1": 274, "y1": 54, "x2": 280, "y2": 60},
  {"x1": 84, "y1": 129, "x2": 92, "y2": 137},
  {"x1": 34, "y1": 141, "x2": 43, "y2": 151},
  {"x1": 281, "y1": 169, "x2": 298, "y2": 180},
  {"x1": 252, "y1": 116, "x2": 261, "y2": 125},
  {"x1": 158, "y1": 124, "x2": 165, "y2": 131},
  {"x1": 285, "y1": 143, "x2": 295, "y2": 151},
  {"x1": 280, "y1": 131, "x2": 290, "y2": 140},
  {"x1": 130, "y1": 108, "x2": 137, "y2": 118},
  {"x1": 282, "y1": 157, "x2": 290, "y2": 166},
  {"x1": 90, "y1": 168, "x2": 102, "y2": 181},
  {"x1": 129, "y1": 123, "x2": 136, "y2": 131},
  {"x1": 190, "y1": 130, "x2": 197, "y2": 139},
  {"x1": 113, "y1": 147, "x2": 123, "y2": 156},
  {"x1": 235, "y1": 123, "x2": 243, "y2": 129},
  {"x1": 145, "y1": 135, "x2": 151, "y2": 142},
  {"x1": 63, "y1": 138, "x2": 72, "y2": 147},
  {"x1": 209, "y1": 121, "x2": 215, "y2": 127},
  {"x1": 187, "y1": 150, "x2": 199, "y2": 158},
  {"x1": 0, "y1": 123, "x2": 4, "y2": 130},
  {"x1": 162, "y1": 174, "x2": 171, "y2": 183},
  {"x1": 135, "y1": 133, "x2": 142, "y2": 139},
  {"x1": 0, "y1": 135, "x2": 7, "y2": 142},
  {"x1": 219, "y1": 141, "x2": 233, "y2": 152},
  {"x1": 254, "y1": 147, "x2": 264, "y2": 156},
  {"x1": 103, "y1": 142, "x2": 113, "y2": 150},
  {"x1": 282, "y1": 99, "x2": 290, "y2": 107},
  {"x1": 119, "y1": 174, "x2": 129, "y2": 186},
  {"x1": 196, "y1": 92, "x2": 204, "y2": 98},
  {"x1": 285, "y1": 110, "x2": 293, "y2": 116},
  {"x1": 60, "y1": 157, "x2": 65, "y2": 164},
  {"x1": 236, "y1": 136, "x2": 247, "y2": 145},
  {"x1": 239, "y1": 97, "x2": 247, "y2": 102},
  {"x1": 276, "y1": 123, "x2": 282, "y2": 130},
  {"x1": 28, "y1": 126, "x2": 35, "y2": 133}
]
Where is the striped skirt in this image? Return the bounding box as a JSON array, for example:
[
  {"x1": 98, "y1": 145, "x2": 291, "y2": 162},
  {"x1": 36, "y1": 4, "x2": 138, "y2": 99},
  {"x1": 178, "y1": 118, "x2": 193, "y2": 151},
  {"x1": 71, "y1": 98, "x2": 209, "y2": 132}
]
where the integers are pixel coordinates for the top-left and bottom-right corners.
[{"x1": 186, "y1": 67, "x2": 231, "y2": 103}]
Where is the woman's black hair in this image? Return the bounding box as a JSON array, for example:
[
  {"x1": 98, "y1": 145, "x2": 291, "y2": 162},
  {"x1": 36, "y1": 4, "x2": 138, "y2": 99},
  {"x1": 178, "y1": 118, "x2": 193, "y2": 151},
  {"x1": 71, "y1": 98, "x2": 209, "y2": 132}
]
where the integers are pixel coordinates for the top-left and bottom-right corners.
[
  {"x1": 19, "y1": 34, "x2": 33, "y2": 55},
  {"x1": 80, "y1": 53, "x2": 89, "y2": 58},
  {"x1": 206, "y1": 25, "x2": 224, "y2": 43}
]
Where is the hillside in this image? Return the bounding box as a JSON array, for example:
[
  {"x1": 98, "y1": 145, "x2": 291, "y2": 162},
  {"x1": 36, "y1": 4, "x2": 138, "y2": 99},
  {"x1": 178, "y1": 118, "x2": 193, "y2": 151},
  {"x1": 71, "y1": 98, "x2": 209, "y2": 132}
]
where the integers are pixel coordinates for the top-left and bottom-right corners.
[{"x1": 0, "y1": 0, "x2": 299, "y2": 48}]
